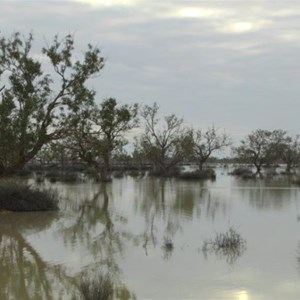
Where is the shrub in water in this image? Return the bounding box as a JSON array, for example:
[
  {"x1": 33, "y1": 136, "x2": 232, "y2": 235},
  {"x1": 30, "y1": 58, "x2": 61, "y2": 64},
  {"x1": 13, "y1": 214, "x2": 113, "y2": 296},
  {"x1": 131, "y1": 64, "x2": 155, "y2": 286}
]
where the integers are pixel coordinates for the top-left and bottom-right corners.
[
  {"x1": 178, "y1": 168, "x2": 216, "y2": 180},
  {"x1": 80, "y1": 275, "x2": 114, "y2": 300},
  {"x1": 203, "y1": 227, "x2": 246, "y2": 265},
  {"x1": 0, "y1": 180, "x2": 59, "y2": 211},
  {"x1": 230, "y1": 167, "x2": 253, "y2": 179}
]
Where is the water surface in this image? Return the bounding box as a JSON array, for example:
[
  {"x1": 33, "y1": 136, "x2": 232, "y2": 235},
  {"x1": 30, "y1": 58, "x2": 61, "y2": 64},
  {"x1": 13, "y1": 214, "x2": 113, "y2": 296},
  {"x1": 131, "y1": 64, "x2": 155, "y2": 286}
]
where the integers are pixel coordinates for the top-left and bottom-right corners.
[{"x1": 1, "y1": 168, "x2": 300, "y2": 299}]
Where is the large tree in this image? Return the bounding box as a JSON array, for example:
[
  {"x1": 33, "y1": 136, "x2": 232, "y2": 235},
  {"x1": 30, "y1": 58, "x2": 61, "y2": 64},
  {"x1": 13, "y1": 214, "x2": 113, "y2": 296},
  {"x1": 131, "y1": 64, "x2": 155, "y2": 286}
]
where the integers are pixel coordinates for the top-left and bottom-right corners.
[
  {"x1": 234, "y1": 129, "x2": 287, "y2": 175},
  {"x1": 281, "y1": 135, "x2": 300, "y2": 173},
  {"x1": 135, "y1": 102, "x2": 188, "y2": 176},
  {"x1": 189, "y1": 126, "x2": 230, "y2": 170},
  {"x1": 66, "y1": 98, "x2": 138, "y2": 181},
  {"x1": 0, "y1": 32, "x2": 104, "y2": 175}
]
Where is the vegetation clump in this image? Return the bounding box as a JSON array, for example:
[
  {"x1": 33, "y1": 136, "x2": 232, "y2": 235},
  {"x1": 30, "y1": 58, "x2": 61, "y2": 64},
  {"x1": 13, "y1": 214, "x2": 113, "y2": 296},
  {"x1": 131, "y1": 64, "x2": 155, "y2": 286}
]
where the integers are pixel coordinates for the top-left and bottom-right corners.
[
  {"x1": 178, "y1": 168, "x2": 216, "y2": 180},
  {"x1": 230, "y1": 167, "x2": 254, "y2": 179},
  {"x1": 0, "y1": 180, "x2": 59, "y2": 211},
  {"x1": 113, "y1": 170, "x2": 125, "y2": 178},
  {"x1": 203, "y1": 227, "x2": 246, "y2": 264},
  {"x1": 79, "y1": 275, "x2": 114, "y2": 300},
  {"x1": 162, "y1": 237, "x2": 174, "y2": 251},
  {"x1": 45, "y1": 171, "x2": 80, "y2": 183},
  {"x1": 292, "y1": 177, "x2": 300, "y2": 186}
]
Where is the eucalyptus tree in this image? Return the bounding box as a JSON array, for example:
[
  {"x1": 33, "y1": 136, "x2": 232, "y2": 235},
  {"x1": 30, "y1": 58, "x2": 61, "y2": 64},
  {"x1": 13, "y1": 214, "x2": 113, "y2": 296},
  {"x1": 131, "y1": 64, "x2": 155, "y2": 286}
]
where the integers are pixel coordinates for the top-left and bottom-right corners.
[
  {"x1": 233, "y1": 129, "x2": 287, "y2": 175},
  {"x1": 281, "y1": 135, "x2": 300, "y2": 173},
  {"x1": 67, "y1": 98, "x2": 138, "y2": 181},
  {"x1": 136, "y1": 102, "x2": 188, "y2": 176},
  {"x1": 190, "y1": 126, "x2": 230, "y2": 170},
  {"x1": 0, "y1": 32, "x2": 104, "y2": 175}
]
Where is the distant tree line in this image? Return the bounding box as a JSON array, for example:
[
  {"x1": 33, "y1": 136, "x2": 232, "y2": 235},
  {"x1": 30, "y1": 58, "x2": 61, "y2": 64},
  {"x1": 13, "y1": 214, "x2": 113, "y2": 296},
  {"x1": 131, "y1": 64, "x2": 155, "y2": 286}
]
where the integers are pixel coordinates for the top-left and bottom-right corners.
[{"x1": 0, "y1": 33, "x2": 299, "y2": 180}]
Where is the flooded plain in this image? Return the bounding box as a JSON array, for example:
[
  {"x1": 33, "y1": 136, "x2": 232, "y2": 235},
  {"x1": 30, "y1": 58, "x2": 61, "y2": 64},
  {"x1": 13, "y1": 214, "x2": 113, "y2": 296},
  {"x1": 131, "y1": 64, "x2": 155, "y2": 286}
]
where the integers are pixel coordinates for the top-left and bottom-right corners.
[{"x1": 1, "y1": 167, "x2": 300, "y2": 299}]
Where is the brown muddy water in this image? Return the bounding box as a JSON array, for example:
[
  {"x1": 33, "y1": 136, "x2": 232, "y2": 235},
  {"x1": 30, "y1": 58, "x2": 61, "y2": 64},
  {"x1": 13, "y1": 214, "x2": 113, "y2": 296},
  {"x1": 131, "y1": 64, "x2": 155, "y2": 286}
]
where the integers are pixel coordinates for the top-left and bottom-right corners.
[{"x1": 1, "y1": 167, "x2": 300, "y2": 299}]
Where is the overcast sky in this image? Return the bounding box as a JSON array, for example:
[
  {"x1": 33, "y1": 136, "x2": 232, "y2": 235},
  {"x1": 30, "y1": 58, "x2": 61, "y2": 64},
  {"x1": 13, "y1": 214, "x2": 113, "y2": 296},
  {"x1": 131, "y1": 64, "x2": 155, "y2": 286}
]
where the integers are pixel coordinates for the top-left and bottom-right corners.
[{"x1": 1, "y1": 0, "x2": 300, "y2": 139}]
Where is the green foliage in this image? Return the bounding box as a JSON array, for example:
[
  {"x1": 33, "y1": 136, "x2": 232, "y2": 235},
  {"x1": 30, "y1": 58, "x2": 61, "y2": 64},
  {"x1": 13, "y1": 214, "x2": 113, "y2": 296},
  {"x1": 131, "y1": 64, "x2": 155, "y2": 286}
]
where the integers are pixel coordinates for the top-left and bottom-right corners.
[
  {"x1": 0, "y1": 32, "x2": 104, "y2": 175},
  {"x1": 66, "y1": 98, "x2": 138, "y2": 181},
  {"x1": 233, "y1": 129, "x2": 288, "y2": 175},
  {"x1": 0, "y1": 180, "x2": 58, "y2": 211},
  {"x1": 79, "y1": 275, "x2": 114, "y2": 300},
  {"x1": 281, "y1": 135, "x2": 300, "y2": 173},
  {"x1": 230, "y1": 167, "x2": 254, "y2": 178},
  {"x1": 178, "y1": 168, "x2": 216, "y2": 180},
  {"x1": 203, "y1": 227, "x2": 246, "y2": 265}
]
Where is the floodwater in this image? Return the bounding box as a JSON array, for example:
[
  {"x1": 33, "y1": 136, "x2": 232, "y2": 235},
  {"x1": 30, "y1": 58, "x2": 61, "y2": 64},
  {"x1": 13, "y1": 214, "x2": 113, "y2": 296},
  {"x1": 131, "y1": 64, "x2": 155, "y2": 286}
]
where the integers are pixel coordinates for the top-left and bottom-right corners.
[{"x1": 1, "y1": 167, "x2": 300, "y2": 299}]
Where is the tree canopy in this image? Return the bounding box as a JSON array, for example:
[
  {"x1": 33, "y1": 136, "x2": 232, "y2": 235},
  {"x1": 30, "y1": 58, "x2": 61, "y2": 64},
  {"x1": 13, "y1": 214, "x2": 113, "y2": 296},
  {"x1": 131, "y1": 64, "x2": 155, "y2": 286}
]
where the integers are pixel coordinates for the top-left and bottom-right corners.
[{"x1": 0, "y1": 32, "x2": 104, "y2": 175}]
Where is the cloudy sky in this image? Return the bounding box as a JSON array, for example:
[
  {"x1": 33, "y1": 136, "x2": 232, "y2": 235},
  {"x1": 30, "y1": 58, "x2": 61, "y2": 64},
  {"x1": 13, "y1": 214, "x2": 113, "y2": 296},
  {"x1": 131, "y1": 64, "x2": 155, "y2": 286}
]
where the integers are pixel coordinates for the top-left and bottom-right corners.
[{"x1": 1, "y1": 0, "x2": 300, "y2": 139}]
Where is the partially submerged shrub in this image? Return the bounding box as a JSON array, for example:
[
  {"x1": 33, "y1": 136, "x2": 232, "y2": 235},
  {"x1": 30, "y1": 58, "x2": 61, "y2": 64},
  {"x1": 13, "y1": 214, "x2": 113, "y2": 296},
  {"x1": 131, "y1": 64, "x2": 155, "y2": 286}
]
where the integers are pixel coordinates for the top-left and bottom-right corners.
[
  {"x1": 0, "y1": 180, "x2": 59, "y2": 211},
  {"x1": 178, "y1": 168, "x2": 216, "y2": 180},
  {"x1": 293, "y1": 177, "x2": 300, "y2": 186},
  {"x1": 113, "y1": 171, "x2": 124, "y2": 178},
  {"x1": 35, "y1": 175, "x2": 45, "y2": 184},
  {"x1": 45, "y1": 171, "x2": 80, "y2": 183},
  {"x1": 230, "y1": 167, "x2": 253, "y2": 179},
  {"x1": 148, "y1": 166, "x2": 181, "y2": 178},
  {"x1": 84, "y1": 166, "x2": 98, "y2": 176},
  {"x1": 17, "y1": 168, "x2": 32, "y2": 177},
  {"x1": 162, "y1": 237, "x2": 174, "y2": 251},
  {"x1": 127, "y1": 170, "x2": 140, "y2": 177},
  {"x1": 203, "y1": 227, "x2": 246, "y2": 264},
  {"x1": 80, "y1": 275, "x2": 114, "y2": 300}
]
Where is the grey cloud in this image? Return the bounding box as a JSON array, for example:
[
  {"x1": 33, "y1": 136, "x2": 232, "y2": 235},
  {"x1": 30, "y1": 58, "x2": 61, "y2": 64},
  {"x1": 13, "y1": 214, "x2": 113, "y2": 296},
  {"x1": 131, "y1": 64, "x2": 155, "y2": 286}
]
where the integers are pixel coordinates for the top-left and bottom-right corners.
[{"x1": 1, "y1": 0, "x2": 300, "y2": 138}]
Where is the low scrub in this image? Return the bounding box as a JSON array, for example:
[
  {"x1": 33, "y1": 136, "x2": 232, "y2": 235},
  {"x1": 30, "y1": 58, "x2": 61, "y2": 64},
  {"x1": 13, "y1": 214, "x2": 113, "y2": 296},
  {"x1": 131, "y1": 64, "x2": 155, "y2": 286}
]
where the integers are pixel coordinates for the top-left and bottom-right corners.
[
  {"x1": 230, "y1": 167, "x2": 254, "y2": 179},
  {"x1": 178, "y1": 169, "x2": 216, "y2": 180},
  {"x1": 127, "y1": 170, "x2": 140, "y2": 177},
  {"x1": 293, "y1": 177, "x2": 300, "y2": 186},
  {"x1": 45, "y1": 171, "x2": 80, "y2": 183},
  {"x1": 113, "y1": 171, "x2": 125, "y2": 178},
  {"x1": 162, "y1": 237, "x2": 174, "y2": 251},
  {"x1": 148, "y1": 167, "x2": 181, "y2": 178},
  {"x1": 203, "y1": 227, "x2": 246, "y2": 264},
  {"x1": 0, "y1": 180, "x2": 59, "y2": 211},
  {"x1": 80, "y1": 275, "x2": 114, "y2": 300}
]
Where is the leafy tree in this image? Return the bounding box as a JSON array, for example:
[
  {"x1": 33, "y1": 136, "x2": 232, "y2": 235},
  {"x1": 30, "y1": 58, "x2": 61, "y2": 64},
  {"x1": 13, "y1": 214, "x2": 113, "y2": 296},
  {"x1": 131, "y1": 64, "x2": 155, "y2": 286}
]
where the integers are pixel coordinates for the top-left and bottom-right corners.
[
  {"x1": 67, "y1": 98, "x2": 138, "y2": 181},
  {"x1": 135, "y1": 103, "x2": 188, "y2": 176},
  {"x1": 0, "y1": 32, "x2": 104, "y2": 175},
  {"x1": 233, "y1": 129, "x2": 287, "y2": 175},
  {"x1": 189, "y1": 126, "x2": 230, "y2": 170},
  {"x1": 281, "y1": 135, "x2": 300, "y2": 173}
]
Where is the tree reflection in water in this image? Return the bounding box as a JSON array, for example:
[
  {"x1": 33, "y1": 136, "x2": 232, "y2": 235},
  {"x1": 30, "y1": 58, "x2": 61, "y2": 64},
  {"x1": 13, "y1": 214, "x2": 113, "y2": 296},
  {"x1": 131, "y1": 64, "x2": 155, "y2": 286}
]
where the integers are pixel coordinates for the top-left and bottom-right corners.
[
  {"x1": 0, "y1": 183, "x2": 136, "y2": 300},
  {"x1": 0, "y1": 212, "x2": 79, "y2": 299},
  {"x1": 57, "y1": 182, "x2": 136, "y2": 299}
]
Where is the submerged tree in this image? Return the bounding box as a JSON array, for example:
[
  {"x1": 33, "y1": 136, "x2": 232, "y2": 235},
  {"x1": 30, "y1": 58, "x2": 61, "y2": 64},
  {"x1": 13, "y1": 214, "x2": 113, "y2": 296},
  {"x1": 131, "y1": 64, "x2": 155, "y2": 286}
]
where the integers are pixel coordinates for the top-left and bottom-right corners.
[
  {"x1": 67, "y1": 98, "x2": 138, "y2": 181},
  {"x1": 233, "y1": 129, "x2": 287, "y2": 175},
  {"x1": 0, "y1": 32, "x2": 104, "y2": 175},
  {"x1": 281, "y1": 135, "x2": 300, "y2": 173},
  {"x1": 135, "y1": 103, "x2": 188, "y2": 176},
  {"x1": 189, "y1": 126, "x2": 230, "y2": 170}
]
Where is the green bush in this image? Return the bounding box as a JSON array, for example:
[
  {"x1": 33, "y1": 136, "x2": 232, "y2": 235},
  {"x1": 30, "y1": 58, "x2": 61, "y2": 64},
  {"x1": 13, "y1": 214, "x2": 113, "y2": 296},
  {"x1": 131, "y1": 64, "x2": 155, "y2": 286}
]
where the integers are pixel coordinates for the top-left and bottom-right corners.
[
  {"x1": 0, "y1": 180, "x2": 59, "y2": 211},
  {"x1": 178, "y1": 168, "x2": 216, "y2": 180},
  {"x1": 230, "y1": 167, "x2": 253, "y2": 178},
  {"x1": 80, "y1": 275, "x2": 113, "y2": 300}
]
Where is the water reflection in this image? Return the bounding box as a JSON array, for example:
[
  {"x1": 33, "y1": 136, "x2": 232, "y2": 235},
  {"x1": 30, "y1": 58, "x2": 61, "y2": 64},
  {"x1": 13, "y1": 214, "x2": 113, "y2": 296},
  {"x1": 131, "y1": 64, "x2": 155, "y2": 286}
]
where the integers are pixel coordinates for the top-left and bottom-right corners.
[
  {"x1": 232, "y1": 177, "x2": 300, "y2": 210},
  {"x1": 0, "y1": 212, "x2": 78, "y2": 299},
  {"x1": 3, "y1": 171, "x2": 300, "y2": 299},
  {"x1": 57, "y1": 183, "x2": 136, "y2": 298}
]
